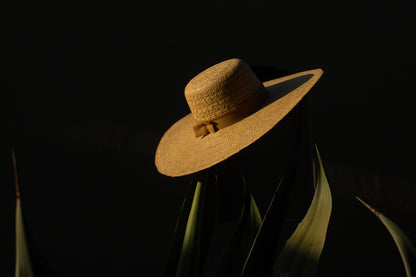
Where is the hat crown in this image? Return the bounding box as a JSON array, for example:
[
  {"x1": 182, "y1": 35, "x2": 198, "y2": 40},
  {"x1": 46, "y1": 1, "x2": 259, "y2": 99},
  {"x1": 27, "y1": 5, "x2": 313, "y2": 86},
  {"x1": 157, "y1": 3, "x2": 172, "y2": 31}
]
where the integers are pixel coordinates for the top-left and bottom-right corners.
[{"x1": 185, "y1": 59, "x2": 263, "y2": 122}]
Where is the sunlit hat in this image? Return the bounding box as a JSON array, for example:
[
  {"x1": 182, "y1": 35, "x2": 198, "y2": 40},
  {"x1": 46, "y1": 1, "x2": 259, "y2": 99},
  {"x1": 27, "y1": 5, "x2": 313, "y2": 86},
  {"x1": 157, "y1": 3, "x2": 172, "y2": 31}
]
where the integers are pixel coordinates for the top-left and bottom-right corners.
[{"x1": 155, "y1": 58, "x2": 323, "y2": 177}]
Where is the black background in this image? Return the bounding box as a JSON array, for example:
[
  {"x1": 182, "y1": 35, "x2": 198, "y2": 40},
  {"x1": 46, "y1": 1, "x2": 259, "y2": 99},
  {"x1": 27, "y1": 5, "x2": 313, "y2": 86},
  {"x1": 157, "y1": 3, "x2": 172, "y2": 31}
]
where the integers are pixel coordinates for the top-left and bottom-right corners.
[{"x1": 4, "y1": 0, "x2": 416, "y2": 276}]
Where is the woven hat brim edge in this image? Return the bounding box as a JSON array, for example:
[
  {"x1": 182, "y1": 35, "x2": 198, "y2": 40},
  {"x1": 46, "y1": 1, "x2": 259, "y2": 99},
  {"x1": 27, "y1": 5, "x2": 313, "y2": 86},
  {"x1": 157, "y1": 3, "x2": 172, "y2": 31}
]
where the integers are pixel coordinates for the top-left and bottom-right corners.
[{"x1": 155, "y1": 68, "x2": 324, "y2": 177}]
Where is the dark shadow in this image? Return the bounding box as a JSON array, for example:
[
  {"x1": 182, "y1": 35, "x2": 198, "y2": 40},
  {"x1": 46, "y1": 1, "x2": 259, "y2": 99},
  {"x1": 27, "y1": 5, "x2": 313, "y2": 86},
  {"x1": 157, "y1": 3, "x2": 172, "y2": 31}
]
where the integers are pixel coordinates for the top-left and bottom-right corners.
[
  {"x1": 266, "y1": 74, "x2": 314, "y2": 101},
  {"x1": 250, "y1": 65, "x2": 290, "y2": 82}
]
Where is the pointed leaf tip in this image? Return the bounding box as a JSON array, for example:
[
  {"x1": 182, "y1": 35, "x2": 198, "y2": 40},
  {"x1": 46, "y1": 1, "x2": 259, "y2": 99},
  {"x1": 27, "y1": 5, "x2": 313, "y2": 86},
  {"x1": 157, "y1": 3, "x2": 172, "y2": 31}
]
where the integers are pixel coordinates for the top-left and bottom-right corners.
[
  {"x1": 275, "y1": 145, "x2": 332, "y2": 277},
  {"x1": 357, "y1": 197, "x2": 416, "y2": 277},
  {"x1": 11, "y1": 148, "x2": 21, "y2": 199}
]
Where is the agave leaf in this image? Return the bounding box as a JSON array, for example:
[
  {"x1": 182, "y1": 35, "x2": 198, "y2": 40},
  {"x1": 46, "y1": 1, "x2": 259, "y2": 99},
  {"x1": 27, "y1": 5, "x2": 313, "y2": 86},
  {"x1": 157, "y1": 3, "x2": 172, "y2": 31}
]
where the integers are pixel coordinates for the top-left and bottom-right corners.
[
  {"x1": 163, "y1": 170, "x2": 218, "y2": 277},
  {"x1": 241, "y1": 144, "x2": 327, "y2": 277},
  {"x1": 15, "y1": 199, "x2": 35, "y2": 277},
  {"x1": 175, "y1": 180, "x2": 206, "y2": 276},
  {"x1": 12, "y1": 149, "x2": 35, "y2": 277},
  {"x1": 274, "y1": 145, "x2": 332, "y2": 277},
  {"x1": 207, "y1": 188, "x2": 262, "y2": 277},
  {"x1": 162, "y1": 181, "x2": 198, "y2": 277},
  {"x1": 240, "y1": 176, "x2": 293, "y2": 277},
  {"x1": 356, "y1": 197, "x2": 416, "y2": 277}
]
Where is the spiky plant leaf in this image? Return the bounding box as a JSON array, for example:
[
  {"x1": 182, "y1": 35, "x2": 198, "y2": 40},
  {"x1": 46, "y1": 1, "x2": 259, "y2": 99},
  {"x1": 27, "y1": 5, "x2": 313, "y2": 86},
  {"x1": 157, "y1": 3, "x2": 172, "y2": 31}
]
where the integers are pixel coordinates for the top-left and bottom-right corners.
[
  {"x1": 12, "y1": 149, "x2": 35, "y2": 277},
  {"x1": 207, "y1": 191, "x2": 262, "y2": 277},
  {"x1": 15, "y1": 199, "x2": 35, "y2": 277},
  {"x1": 241, "y1": 103, "x2": 318, "y2": 277},
  {"x1": 163, "y1": 170, "x2": 218, "y2": 277},
  {"x1": 240, "y1": 176, "x2": 294, "y2": 277},
  {"x1": 274, "y1": 145, "x2": 332, "y2": 277},
  {"x1": 175, "y1": 180, "x2": 206, "y2": 276},
  {"x1": 356, "y1": 197, "x2": 416, "y2": 277},
  {"x1": 162, "y1": 181, "x2": 197, "y2": 277}
]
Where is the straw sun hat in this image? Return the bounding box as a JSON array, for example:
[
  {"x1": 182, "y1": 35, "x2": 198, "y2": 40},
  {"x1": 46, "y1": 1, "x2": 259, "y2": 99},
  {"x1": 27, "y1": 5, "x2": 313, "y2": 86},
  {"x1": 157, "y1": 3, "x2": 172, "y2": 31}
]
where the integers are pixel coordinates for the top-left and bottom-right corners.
[{"x1": 155, "y1": 58, "x2": 323, "y2": 177}]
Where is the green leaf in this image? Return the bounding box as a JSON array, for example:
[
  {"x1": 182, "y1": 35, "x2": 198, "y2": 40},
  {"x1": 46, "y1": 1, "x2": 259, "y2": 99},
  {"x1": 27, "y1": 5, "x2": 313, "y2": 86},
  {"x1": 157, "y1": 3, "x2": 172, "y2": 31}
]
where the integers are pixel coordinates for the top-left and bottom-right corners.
[
  {"x1": 240, "y1": 167, "x2": 305, "y2": 276},
  {"x1": 176, "y1": 180, "x2": 206, "y2": 276},
  {"x1": 163, "y1": 170, "x2": 218, "y2": 277},
  {"x1": 241, "y1": 104, "x2": 318, "y2": 277},
  {"x1": 15, "y1": 199, "x2": 35, "y2": 277},
  {"x1": 274, "y1": 145, "x2": 332, "y2": 277},
  {"x1": 356, "y1": 197, "x2": 416, "y2": 277},
  {"x1": 208, "y1": 189, "x2": 262, "y2": 277},
  {"x1": 12, "y1": 149, "x2": 35, "y2": 277},
  {"x1": 162, "y1": 181, "x2": 198, "y2": 277}
]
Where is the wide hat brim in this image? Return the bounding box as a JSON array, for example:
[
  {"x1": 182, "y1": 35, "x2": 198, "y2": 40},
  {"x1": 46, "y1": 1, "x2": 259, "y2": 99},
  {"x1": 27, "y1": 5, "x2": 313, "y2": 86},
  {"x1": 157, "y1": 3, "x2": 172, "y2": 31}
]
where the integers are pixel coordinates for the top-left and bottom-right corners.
[{"x1": 155, "y1": 68, "x2": 323, "y2": 177}]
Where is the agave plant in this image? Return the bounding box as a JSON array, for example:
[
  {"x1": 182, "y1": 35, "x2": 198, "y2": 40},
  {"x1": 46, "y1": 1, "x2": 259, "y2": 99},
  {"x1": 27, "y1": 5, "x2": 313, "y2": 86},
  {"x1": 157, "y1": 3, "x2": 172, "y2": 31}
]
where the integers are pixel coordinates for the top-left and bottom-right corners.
[
  {"x1": 12, "y1": 149, "x2": 35, "y2": 277},
  {"x1": 356, "y1": 197, "x2": 416, "y2": 277},
  {"x1": 162, "y1": 145, "x2": 333, "y2": 277},
  {"x1": 10, "y1": 147, "x2": 415, "y2": 277},
  {"x1": 12, "y1": 149, "x2": 58, "y2": 277},
  {"x1": 162, "y1": 145, "x2": 416, "y2": 277}
]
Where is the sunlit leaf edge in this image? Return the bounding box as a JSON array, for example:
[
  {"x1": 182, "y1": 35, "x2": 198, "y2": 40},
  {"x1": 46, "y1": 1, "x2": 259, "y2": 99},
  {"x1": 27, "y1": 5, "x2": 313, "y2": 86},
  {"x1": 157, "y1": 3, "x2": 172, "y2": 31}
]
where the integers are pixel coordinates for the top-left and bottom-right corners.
[
  {"x1": 274, "y1": 145, "x2": 332, "y2": 277},
  {"x1": 356, "y1": 197, "x2": 416, "y2": 277}
]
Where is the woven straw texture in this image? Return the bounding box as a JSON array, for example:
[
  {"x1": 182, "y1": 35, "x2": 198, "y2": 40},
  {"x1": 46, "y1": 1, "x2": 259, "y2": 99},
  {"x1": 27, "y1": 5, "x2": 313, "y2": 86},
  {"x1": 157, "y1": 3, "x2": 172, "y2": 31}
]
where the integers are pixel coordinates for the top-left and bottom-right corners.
[{"x1": 155, "y1": 59, "x2": 323, "y2": 177}]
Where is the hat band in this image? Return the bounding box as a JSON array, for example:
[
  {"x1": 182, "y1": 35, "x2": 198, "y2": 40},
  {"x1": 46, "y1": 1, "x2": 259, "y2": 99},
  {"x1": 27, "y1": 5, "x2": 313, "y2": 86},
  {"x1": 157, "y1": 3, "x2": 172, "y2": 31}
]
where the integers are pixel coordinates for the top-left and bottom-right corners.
[{"x1": 193, "y1": 85, "x2": 268, "y2": 138}]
